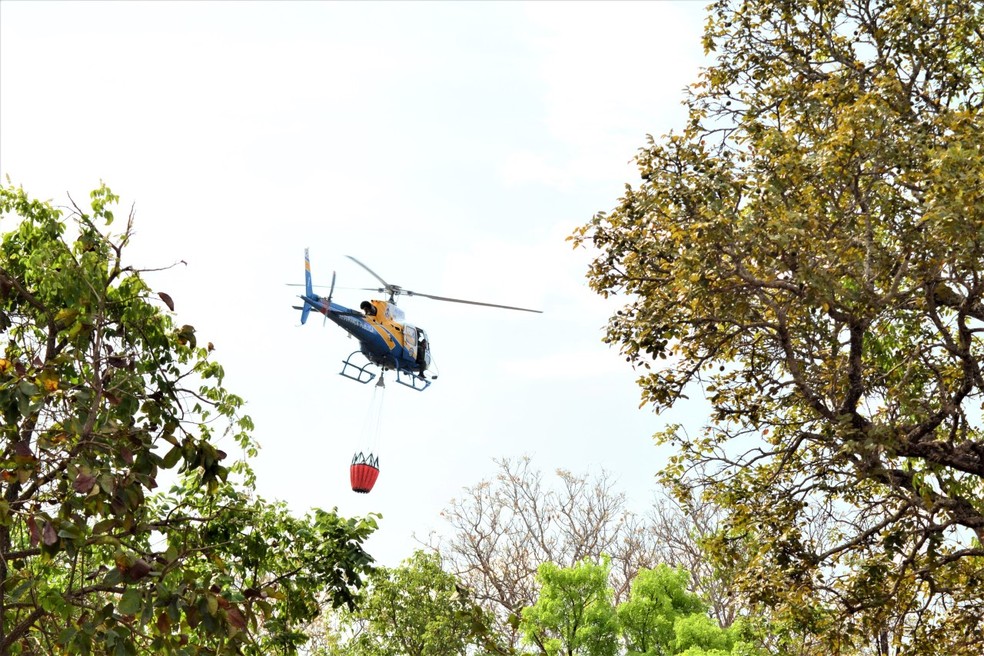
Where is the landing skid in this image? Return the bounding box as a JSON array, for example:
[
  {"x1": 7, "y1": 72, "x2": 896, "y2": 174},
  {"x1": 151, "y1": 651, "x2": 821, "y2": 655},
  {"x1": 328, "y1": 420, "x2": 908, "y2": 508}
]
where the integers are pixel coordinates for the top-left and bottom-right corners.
[
  {"x1": 339, "y1": 352, "x2": 430, "y2": 391},
  {"x1": 340, "y1": 352, "x2": 377, "y2": 384},
  {"x1": 395, "y1": 368, "x2": 430, "y2": 392}
]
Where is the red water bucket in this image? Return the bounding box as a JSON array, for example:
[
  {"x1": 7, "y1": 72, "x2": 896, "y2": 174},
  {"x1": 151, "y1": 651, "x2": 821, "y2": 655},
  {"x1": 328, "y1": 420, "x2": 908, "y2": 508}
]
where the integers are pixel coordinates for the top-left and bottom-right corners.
[{"x1": 350, "y1": 452, "x2": 380, "y2": 493}]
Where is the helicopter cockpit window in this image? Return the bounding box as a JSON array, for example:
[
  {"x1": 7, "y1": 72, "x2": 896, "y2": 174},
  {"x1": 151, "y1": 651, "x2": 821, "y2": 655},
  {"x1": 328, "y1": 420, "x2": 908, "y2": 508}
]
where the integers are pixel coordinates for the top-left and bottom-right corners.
[{"x1": 387, "y1": 304, "x2": 405, "y2": 323}]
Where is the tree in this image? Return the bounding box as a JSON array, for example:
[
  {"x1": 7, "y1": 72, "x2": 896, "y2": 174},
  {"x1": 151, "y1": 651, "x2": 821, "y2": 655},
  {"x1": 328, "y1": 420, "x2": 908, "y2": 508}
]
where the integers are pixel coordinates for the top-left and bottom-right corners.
[
  {"x1": 0, "y1": 184, "x2": 377, "y2": 654},
  {"x1": 317, "y1": 550, "x2": 496, "y2": 656},
  {"x1": 520, "y1": 557, "x2": 619, "y2": 656},
  {"x1": 521, "y1": 560, "x2": 758, "y2": 656},
  {"x1": 571, "y1": 0, "x2": 984, "y2": 652},
  {"x1": 618, "y1": 565, "x2": 709, "y2": 656},
  {"x1": 618, "y1": 564, "x2": 764, "y2": 656},
  {"x1": 672, "y1": 615, "x2": 732, "y2": 656},
  {"x1": 430, "y1": 457, "x2": 689, "y2": 650},
  {"x1": 646, "y1": 493, "x2": 737, "y2": 628}
]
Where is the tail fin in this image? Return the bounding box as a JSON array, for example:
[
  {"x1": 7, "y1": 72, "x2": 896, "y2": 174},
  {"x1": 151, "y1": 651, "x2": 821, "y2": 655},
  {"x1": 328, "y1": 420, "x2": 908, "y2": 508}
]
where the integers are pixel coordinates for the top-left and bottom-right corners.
[{"x1": 300, "y1": 248, "x2": 313, "y2": 325}]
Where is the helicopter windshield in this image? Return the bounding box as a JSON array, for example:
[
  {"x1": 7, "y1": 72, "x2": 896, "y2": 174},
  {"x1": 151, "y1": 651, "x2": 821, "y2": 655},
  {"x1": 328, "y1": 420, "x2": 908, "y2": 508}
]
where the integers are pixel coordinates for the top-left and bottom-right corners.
[{"x1": 384, "y1": 303, "x2": 405, "y2": 323}]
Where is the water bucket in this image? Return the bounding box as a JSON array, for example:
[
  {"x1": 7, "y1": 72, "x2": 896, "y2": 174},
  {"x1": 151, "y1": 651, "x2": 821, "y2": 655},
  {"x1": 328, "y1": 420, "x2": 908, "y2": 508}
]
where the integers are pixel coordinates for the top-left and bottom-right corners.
[{"x1": 351, "y1": 452, "x2": 380, "y2": 493}]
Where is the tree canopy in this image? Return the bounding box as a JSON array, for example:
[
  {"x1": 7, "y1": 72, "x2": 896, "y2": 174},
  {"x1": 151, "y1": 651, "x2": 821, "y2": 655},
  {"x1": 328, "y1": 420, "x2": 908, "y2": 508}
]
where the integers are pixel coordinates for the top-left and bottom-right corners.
[
  {"x1": 430, "y1": 457, "x2": 741, "y2": 651},
  {"x1": 521, "y1": 559, "x2": 755, "y2": 656},
  {"x1": 315, "y1": 550, "x2": 496, "y2": 656},
  {"x1": 521, "y1": 558, "x2": 620, "y2": 656},
  {"x1": 572, "y1": 0, "x2": 984, "y2": 653},
  {"x1": 618, "y1": 565, "x2": 709, "y2": 656},
  {"x1": 0, "y1": 184, "x2": 377, "y2": 654}
]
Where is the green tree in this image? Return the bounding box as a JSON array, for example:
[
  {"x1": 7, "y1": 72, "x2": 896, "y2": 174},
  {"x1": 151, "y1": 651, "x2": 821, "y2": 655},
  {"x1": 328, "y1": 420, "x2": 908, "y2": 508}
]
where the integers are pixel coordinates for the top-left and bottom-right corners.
[
  {"x1": 522, "y1": 560, "x2": 756, "y2": 656},
  {"x1": 618, "y1": 565, "x2": 762, "y2": 656},
  {"x1": 432, "y1": 457, "x2": 691, "y2": 651},
  {"x1": 618, "y1": 565, "x2": 709, "y2": 656},
  {"x1": 520, "y1": 557, "x2": 619, "y2": 656},
  {"x1": 319, "y1": 550, "x2": 496, "y2": 656},
  {"x1": 673, "y1": 615, "x2": 731, "y2": 655},
  {"x1": 572, "y1": 0, "x2": 984, "y2": 653},
  {"x1": 0, "y1": 184, "x2": 377, "y2": 655}
]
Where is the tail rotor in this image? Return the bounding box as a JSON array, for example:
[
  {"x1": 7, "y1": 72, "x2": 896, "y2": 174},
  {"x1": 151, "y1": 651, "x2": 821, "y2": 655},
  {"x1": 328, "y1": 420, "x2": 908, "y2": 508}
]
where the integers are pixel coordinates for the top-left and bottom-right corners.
[{"x1": 296, "y1": 248, "x2": 337, "y2": 327}]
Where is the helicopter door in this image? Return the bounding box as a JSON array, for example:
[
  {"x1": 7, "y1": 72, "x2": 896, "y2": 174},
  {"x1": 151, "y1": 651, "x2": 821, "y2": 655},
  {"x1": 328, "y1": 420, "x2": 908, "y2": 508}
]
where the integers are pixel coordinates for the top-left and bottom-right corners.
[
  {"x1": 405, "y1": 325, "x2": 419, "y2": 357},
  {"x1": 405, "y1": 325, "x2": 434, "y2": 375}
]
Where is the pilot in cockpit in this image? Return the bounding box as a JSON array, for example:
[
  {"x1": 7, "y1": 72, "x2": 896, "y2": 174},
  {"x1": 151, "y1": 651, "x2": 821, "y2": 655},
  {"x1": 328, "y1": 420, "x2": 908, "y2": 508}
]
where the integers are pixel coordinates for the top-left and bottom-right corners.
[{"x1": 416, "y1": 329, "x2": 428, "y2": 375}]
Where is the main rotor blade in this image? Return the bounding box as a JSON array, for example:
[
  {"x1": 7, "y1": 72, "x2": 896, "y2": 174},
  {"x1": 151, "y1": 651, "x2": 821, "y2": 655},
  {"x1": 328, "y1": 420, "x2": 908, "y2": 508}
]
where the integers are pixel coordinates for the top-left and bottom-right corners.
[
  {"x1": 345, "y1": 255, "x2": 541, "y2": 312},
  {"x1": 346, "y1": 256, "x2": 390, "y2": 290},
  {"x1": 287, "y1": 283, "x2": 353, "y2": 289},
  {"x1": 404, "y1": 290, "x2": 542, "y2": 313}
]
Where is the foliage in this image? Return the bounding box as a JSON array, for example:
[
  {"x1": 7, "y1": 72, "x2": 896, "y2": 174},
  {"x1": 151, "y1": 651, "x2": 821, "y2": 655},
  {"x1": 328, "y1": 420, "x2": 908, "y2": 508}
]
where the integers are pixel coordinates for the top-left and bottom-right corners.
[
  {"x1": 571, "y1": 0, "x2": 984, "y2": 652},
  {"x1": 430, "y1": 457, "x2": 741, "y2": 650},
  {"x1": 618, "y1": 565, "x2": 709, "y2": 655},
  {"x1": 645, "y1": 493, "x2": 738, "y2": 629},
  {"x1": 673, "y1": 614, "x2": 732, "y2": 655},
  {"x1": 0, "y1": 183, "x2": 377, "y2": 654},
  {"x1": 316, "y1": 550, "x2": 497, "y2": 656},
  {"x1": 521, "y1": 560, "x2": 756, "y2": 656},
  {"x1": 520, "y1": 557, "x2": 619, "y2": 656}
]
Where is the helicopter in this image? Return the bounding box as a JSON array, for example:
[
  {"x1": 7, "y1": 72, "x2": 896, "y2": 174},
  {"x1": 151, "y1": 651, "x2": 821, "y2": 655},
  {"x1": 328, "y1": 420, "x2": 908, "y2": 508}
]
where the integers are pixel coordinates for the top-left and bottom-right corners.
[{"x1": 293, "y1": 249, "x2": 542, "y2": 391}]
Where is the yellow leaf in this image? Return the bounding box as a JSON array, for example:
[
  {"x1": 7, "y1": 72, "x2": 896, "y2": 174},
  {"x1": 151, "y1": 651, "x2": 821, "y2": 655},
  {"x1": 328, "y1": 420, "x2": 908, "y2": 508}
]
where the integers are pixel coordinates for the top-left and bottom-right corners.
[{"x1": 54, "y1": 308, "x2": 79, "y2": 327}]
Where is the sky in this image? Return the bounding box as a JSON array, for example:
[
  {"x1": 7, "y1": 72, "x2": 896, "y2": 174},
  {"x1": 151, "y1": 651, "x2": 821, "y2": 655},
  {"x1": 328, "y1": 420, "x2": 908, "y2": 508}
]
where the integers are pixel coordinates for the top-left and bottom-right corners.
[{"x1": 0, "y1": 0, "x2": 712, "y2": 567}]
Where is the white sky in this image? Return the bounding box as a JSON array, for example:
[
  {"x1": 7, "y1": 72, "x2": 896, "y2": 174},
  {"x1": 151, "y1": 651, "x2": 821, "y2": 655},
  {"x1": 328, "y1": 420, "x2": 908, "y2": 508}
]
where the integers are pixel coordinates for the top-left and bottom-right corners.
[{"x1": 0, "y1": 0, "x2": 712, "y2": 567}]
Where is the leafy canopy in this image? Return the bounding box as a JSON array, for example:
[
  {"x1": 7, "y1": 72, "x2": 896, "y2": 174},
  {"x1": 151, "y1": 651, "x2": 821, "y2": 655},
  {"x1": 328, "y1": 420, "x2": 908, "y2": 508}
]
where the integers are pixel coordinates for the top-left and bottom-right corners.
[
  {"x1": 618, "y1": 565, "x2": 709, "y2": 656},
  {"x1": 0, "y1": 183, "x2": 377, "y2": 655},
  {"x1": 522, "y1": 560, "x2": 755, "y2": 656},
  {"x1": 572, "y1": 0, "x2": 984, "y2": 652},
  {"x1": 317, "y1": 550, "x2": 496, "y2": 656},
  {"x1": 521, "y1": 557, "x2": 620, "y2": 656}
]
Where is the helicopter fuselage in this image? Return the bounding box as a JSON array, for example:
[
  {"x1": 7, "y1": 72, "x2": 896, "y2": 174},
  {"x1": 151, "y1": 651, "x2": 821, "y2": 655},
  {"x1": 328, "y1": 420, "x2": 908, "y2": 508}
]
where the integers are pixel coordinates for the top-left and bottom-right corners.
[{"x1": 299, "y1": 292, "x2": 435, "y2": 381}]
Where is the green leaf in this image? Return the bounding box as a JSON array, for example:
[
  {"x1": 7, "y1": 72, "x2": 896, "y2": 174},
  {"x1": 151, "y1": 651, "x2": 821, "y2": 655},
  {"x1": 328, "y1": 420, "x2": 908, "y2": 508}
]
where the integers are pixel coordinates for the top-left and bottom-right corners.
[
  {"x1": 160, "y1": 445, "x2": 182, "y2": 469},
  {"x1": 118, "y1": 588, "x2": 142, "y2": 616}
]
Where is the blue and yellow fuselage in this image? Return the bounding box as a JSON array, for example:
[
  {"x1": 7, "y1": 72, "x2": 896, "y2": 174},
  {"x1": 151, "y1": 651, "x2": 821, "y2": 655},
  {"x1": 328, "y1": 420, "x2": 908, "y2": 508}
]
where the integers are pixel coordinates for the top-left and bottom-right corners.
[{"x1": 297, "y1": 250, "x2": 435, "y2": 383}]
